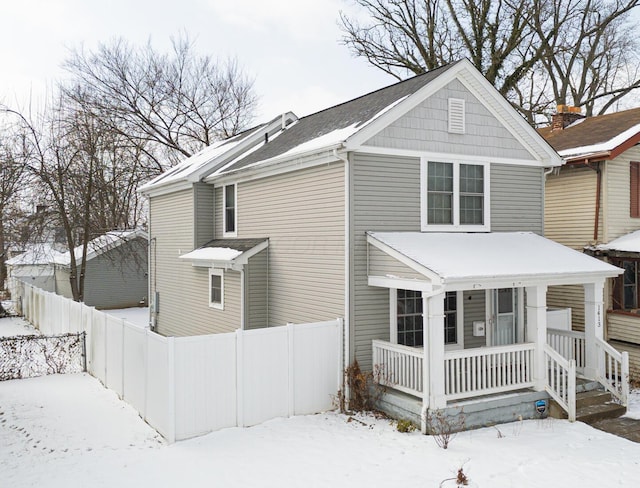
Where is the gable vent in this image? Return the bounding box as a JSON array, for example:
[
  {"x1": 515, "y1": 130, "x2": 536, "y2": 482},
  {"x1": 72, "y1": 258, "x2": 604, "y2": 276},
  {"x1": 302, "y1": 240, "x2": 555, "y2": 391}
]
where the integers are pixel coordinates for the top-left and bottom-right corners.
[{"x1": 448, "y1": 98, "x2": 465, "y2": 134}]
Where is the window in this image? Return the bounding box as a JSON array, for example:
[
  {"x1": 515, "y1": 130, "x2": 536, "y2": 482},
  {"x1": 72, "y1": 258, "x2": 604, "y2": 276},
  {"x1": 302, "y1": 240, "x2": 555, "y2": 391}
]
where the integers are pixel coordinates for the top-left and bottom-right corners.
[
  {"x1": 612, "y1": 259, "x2": 639, "y2": 311},
  {"x1": 631, "y1": 162, "x2": 640, "y2": 218},
  {"x1": 422, "y1": 160, "x2": 488, "y2": 230},
  {"x1": 223, "y1": 184, "x2": 237, "y2": 236},
  {"x1": 209, "y1": 269, "x2": 224, "y2": 309},
  {"x1": 397, "y1": 289, "x2": 423, "y2": 346},
  {"x1": 395, "y1": 289, "x2": 460, "y2": 347},
  {"x1": 444, "y1": 291, "x2": 457, "y2": 345}
]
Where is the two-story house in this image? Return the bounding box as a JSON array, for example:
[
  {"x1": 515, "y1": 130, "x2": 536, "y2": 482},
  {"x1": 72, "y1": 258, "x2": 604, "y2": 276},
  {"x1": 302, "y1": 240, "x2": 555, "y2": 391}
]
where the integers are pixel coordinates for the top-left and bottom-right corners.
[
  {"x1": 543, "y1": 106, "x2": 640, "y2": 380},
  {"x1": 141, "y1": 60, "x2": 625, "y2": 432}
]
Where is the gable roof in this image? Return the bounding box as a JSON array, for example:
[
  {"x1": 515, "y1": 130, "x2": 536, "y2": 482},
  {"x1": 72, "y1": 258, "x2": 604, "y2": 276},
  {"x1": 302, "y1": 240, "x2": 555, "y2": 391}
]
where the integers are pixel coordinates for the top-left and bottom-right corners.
[
  {"x1": 56, "y1": 229, "x2": 148, "y2": 267},
  {"x1": 5, "y1": 243, "x2": 65, "y2": 267},
  {"x1": 540, "y1": 107, "x2": 640, "y2": 162},
  {"x1": 143, "y1": 59, "x2": 561, "y2": 195}
]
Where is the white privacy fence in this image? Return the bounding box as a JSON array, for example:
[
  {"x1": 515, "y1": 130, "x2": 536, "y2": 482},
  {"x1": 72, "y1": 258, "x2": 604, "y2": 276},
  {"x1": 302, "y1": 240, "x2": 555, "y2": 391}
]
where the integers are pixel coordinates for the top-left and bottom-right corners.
[{"x1": 13, "y1": 280, "x2": 343, "y2": 442}]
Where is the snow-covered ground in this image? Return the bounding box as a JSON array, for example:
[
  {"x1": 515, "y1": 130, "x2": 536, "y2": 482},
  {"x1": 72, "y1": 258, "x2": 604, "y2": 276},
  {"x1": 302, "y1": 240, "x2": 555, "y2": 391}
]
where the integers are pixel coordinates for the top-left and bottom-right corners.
[
  {"x1": 0, "y1": 316, "x2": 40, "y2": 337},
  {"x1": 1, "y1": 368, "x2": 640, "y2": 488}
]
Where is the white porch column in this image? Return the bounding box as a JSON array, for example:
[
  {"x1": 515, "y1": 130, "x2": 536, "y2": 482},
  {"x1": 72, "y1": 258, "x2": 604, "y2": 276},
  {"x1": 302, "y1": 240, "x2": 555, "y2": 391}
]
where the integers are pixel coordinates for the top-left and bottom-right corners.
[
  {"x1": 584, "y1": 280, "x2": 605, "y2": 380},
  {"x1": 426, "y1": 292, "x2": 446, "y2": 409},
  {"x1": 526, "y1": 285, "x2": 548, "y2": 391}
]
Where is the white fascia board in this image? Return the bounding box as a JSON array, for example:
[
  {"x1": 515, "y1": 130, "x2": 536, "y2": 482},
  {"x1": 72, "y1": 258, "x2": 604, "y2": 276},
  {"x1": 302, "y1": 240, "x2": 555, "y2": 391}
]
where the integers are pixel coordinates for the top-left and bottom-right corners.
[
  {"x1": 206, "y1": 145, "x2": 344, "y2": 186},
  {"x1": 139, "y1": 179, "x2": 193, "y2": 199},
  {"x1": 444, "y1": 270, "x2": 623, "y2": 291},
  {"x1": 366, "y1": 234, "x2": 443, "y2": 285},
  {"x1": 355, "y1": 145, "x2": 547, "y2": 168},
  {"x1": 368, "y1": 275, "x2": 434, "y2": 292},
  {"x1": 232, "y1": 240, "x2": 269, "y2": 266},
  {"x1": 455, "y1": 64, "x2": 562, "y2": 167}
]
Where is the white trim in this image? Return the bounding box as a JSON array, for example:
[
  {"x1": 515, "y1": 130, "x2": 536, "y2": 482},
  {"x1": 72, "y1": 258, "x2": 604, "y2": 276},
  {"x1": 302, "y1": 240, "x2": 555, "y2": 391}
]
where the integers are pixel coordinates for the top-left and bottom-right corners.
[
  {"x1": 420, "y1": 158, "x2": 490, "y2": 232},
  {"x1": 223, "y1": 183, "x2": 238, "y2": 238},
  {"x1": 140, "y1": 180, "x2": 193, "y2": 198},
  {"x1": 389, "y1": 289, "x2": 397, "y2": 344},
  {"x1": 209, "y1": 268, "x2": 224, "y2": 310},
  {"x1": 444, "y1": 290, "x2": 465, "y2": 351},
  {"x1": 355, "y1": 145, "x2": 548, "y2": 168},
  {"x1": 368, "y1": 275, "x2": 435, "y2": 292},
  {"x1": 233, "y1": 240, "x2": 269, "y2": 266},
  {"x1": 366, "y1": 234, "x2": 443, "y2": 285}
]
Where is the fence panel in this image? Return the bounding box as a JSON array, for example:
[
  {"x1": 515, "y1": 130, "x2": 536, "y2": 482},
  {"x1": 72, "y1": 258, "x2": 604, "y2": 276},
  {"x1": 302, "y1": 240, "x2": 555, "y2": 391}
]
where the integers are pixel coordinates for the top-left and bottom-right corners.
[
  {"x1": 105, "y1": 315, "x2": 124, "y2": 396},
  {"x1": 292, "y1": 320, "x2": 342, "y2": 415},
  {"x1": 89, "y1": 308, "x2": 107, "y2": 383},
  {"x1": 68, "y1": 301, "x2": 84, "y2": 334},
  {"x1": 174, "y1": 334, "x2": 237, "y2": 440},
  {"x1": 240, "y1": 326, "x2": 290, "y2": 427},
  {"x1": 123, "y1": 323, "x2": 147, "y2": 415},
  {"x1": 145, "y1": 332, "x2": 174, "y2": 442}
]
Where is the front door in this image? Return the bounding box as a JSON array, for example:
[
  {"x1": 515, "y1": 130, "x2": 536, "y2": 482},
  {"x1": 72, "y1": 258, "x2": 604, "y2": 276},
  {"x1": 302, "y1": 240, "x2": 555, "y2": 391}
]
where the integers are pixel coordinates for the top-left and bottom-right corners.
[{"x1": 492, "y1": 288, "x2": 517, "y2": 346}]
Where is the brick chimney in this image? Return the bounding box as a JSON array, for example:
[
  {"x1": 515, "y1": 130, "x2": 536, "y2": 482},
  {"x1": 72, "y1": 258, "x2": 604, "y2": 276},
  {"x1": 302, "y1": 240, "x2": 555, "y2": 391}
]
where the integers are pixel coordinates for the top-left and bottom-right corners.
[{"x1": 552, "y1": 105, "x2": 584, "y2": 131}]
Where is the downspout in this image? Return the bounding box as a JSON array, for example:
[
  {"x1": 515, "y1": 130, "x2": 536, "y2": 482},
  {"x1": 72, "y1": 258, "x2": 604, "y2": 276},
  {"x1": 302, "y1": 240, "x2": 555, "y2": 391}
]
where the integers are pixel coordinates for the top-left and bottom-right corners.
[
  {"x1": 593, "y1": 162, "x2": 602, "y2": 242},
  {"x1": 333, "y1": 147, "x2": 350, "y2": 405}
]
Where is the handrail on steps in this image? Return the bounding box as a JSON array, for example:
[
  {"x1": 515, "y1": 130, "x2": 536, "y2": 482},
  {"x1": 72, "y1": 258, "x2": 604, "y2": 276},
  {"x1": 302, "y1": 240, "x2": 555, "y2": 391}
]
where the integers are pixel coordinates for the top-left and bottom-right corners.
[
  {"x1": 543, "y1": 343, "x2": 576, "y2": 422},
  {"x1": 595, "y1": 337, "x2": 629, "y2": 406}
]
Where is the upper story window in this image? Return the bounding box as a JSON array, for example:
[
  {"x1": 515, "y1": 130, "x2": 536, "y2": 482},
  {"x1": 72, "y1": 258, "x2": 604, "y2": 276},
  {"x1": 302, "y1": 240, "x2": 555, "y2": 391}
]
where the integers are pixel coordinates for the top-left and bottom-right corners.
[
  {"x1": 631, "y1": 162, "x2": 640, "y2": 218},
  {"x1": 223, "y1": 184, "x2": 237, "y2": 237},
  {"x1": 421, "y1": 159, "x2": 489, "y2": 231}
]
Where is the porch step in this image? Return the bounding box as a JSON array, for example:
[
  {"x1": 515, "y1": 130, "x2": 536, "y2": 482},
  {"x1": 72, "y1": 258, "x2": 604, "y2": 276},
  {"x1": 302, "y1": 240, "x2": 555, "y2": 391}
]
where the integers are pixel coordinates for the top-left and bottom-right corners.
[{"x1": 549, "y1": 389, "x2": 626, "y2": 423}]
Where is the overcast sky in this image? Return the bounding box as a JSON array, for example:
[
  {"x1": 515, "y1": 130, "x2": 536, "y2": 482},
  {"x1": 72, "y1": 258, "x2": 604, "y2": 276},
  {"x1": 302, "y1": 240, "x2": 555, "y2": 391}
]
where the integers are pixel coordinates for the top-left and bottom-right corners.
[{"x1": 0, "y1": 0, "x2": 396, "y2": 121}]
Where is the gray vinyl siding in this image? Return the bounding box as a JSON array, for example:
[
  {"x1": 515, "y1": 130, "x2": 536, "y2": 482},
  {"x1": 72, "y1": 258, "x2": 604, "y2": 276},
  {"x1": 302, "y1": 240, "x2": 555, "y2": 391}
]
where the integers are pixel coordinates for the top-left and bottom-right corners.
[
  {"x1": 490, "y1": 164, "x2": 544, "y2": 234},
  {"x1": 352, "y1": 153, "x2": 421, "y2": 370},
  {"x1": 81, "y1": 237, "x2": 148, "y2": 309},
  {"x1": 351, "y1": 153, "x2": 545, "y2": 370},
  {"x1": 193, "y1": 183, "x2": 215, "y2": 248},
  {"x1": 368, "y1": 245, "x2": 425, "y2": 280},
  {"x1": 463, "y1": 289, "x2": 486, "y2": 349},
  {"x1": 233, "y1": 162, "x2": 345, "y2": 326},
  {"x1": 245, "y1": 248, "x2": 268, "y2": 330},
  {"x1": 150, "y1": 188, "x2": 241, "y2": 336},
  {"x1": 54, "y1": 267, "x2": 73, "y2": 299},
  {"x1": 365, "y1": 79, "x2": 533, "y2": 161}
]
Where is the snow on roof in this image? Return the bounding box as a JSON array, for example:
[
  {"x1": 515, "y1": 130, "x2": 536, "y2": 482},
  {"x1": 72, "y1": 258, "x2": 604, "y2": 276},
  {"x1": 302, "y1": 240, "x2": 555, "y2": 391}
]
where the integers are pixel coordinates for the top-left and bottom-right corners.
[
  {"x1": 5, "y1": 243, "x2": 64, "y2": 266},
  {"x1": 179, "y1": 247, "x2": 243, "y2": 262},
  {"x1": 56, "y1": 230, "x2": 147, "y2": 266},
  {"x1": 593, "y1": 230, "x2": 640, "y2": 253},
  {"x1": 558, "y1": 123, "x2": 640, "y2": 158},
  {"x1": 369, "y1": 231, "x2": 621, "y2": 283}
]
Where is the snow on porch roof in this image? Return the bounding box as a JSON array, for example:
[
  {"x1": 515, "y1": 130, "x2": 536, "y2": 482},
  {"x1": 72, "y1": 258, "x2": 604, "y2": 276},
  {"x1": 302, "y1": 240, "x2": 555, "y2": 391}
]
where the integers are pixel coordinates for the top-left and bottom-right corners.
[
  {"x1": 367, "y1": 231, "x2": 621, "y2": 285},
  {"x1": 591, "y1": 229, "x2": 640, "y2": 254},
  {"x1": 179, "y1": 238, "x2": 268, "y2": 266}
]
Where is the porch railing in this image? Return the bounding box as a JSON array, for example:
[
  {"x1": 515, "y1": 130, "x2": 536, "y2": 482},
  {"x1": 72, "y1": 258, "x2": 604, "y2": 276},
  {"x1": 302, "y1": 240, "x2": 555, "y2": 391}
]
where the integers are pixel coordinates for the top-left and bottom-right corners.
[
  {"x1": 372, "y1": 340, "x2": 423, "y2": 397},
  {"x1": 595, "y1": 337, "x2": 629, "y2": 406},
  {"x1": 547, "y1": 328, "x2": 586, "y2": 374},
  {"x1": 544, "y1": 344, "x2": 576, "y2": 421},
  {"x1": 444, "y1": 343, "x2": 535, "y2": 401}
]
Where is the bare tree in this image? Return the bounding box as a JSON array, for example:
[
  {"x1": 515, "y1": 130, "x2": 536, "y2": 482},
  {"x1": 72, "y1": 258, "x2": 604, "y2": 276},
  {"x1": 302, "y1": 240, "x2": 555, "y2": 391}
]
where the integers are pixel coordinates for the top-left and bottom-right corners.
[
  {"x1": 0, "y1": 121, "x2": 29, "y2": 288},
  {"x1": 62, "y1": 35, "x2": 258, "y2": 172},
  {"x1": 340, "y1": 0, "x2": 640, "y2": 122}
]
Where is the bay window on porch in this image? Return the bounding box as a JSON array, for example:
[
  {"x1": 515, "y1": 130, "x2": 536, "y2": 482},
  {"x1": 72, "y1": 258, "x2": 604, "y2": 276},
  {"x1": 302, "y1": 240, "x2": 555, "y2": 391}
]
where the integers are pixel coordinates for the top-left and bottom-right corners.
[{"x1": 366, "y1": 231, "x2": 626, "y2": 429}]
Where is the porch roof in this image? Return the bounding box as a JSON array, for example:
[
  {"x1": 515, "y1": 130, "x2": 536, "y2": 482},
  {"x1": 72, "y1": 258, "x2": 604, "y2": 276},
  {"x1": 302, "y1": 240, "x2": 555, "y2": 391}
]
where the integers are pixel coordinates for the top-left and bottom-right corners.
[
  {"x1": 367, "y1": 231, "x2": 622, "y2": 288},
  {"x1": 179, "y1": 238, "x2": 268, "y2": 268}
]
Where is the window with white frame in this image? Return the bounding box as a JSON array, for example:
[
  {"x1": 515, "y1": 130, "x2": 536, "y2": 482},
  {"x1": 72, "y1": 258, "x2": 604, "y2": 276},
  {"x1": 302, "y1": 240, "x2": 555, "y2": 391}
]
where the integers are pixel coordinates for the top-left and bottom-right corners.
[
  {"x1": 223, "y1": 184, "x2": 237, "y2": 236},
  {"x1": 209, "y1": 269, "x2": 224, "y2": 309},
  {"x1": 421, "y1": 159, "x2": 489, "y2": 231}
]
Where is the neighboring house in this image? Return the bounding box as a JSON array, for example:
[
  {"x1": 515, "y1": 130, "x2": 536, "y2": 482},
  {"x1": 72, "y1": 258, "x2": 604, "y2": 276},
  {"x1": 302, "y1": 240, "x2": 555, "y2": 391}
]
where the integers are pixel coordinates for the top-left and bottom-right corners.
[
  {"x1": 5, "y1": 243, "x2": 65, "y2": 292},
  {"x1": 542, "y1": 106, "x2": 640, "y2": 379},
  {"x1": 141, "y1": 59, "x2": 625, "y2": 431},
  {"x1": 54, "y1": 230, "x2": 149, "y2": 309},
  {"x1": 9, "y1": 230, "x2": 148, "y2": 310}
]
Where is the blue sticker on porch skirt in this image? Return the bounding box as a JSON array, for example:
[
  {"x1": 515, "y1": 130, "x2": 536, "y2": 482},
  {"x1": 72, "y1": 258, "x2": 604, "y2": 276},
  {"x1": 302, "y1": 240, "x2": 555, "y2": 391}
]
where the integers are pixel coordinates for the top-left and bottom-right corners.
[{"x1": 535, "y1": 400, "x2": 547, "y2": 414}]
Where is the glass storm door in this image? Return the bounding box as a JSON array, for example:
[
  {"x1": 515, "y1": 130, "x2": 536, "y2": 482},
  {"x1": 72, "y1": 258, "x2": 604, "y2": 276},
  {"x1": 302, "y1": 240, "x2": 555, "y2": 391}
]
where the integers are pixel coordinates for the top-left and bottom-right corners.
[{"x1": 492, "y1": 288, "x2": 517, "y2": 346}]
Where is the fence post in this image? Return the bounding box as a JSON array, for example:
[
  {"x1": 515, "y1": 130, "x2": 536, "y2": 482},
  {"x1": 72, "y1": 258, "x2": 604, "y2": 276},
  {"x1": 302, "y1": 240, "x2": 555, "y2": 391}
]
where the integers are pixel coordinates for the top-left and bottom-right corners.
[
  {"x1": 236, "y1": 329, "x2": 244, "y2": 428},
  {"x1": 287, "y1": 323, "x2": 295, "y2": 417},
  {"x1": 167, "y1": 336, "x2": 176, "y2": 443}
]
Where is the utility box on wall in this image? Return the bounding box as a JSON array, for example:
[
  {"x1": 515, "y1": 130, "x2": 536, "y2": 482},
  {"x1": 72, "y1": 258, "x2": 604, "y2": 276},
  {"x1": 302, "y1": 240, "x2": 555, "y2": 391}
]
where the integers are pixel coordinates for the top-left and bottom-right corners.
[{"x1": 473, "y1": 321, "x2": 485, "y2": 337}]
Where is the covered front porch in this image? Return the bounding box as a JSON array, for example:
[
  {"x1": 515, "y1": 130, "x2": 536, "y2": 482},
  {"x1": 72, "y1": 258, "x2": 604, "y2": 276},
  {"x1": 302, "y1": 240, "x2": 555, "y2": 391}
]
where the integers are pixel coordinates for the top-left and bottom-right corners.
[{"x1": 366, "y1": 231, "x2": 628, "y2": 432}]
